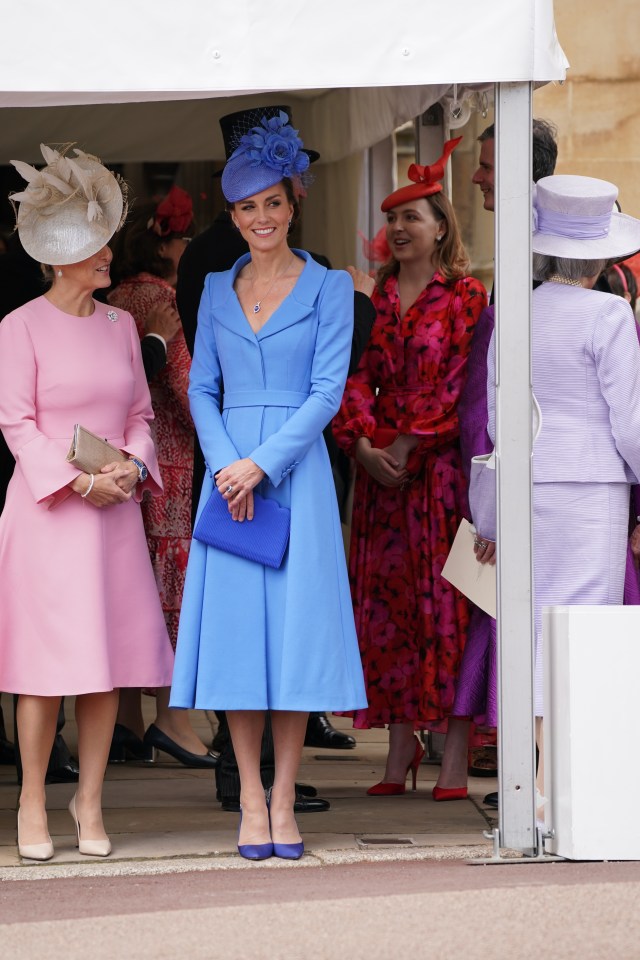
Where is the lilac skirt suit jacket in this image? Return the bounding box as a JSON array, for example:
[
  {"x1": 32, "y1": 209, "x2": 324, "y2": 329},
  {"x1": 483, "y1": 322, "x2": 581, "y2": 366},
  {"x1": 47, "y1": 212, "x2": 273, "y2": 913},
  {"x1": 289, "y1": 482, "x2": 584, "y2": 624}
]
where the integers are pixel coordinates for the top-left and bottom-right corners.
[
  {"x1": 489, "y1": 283, "x2": 640, "y2": 484},
  {"x1": 488, "y1": 282, "x2": 640, "y2": 713}
]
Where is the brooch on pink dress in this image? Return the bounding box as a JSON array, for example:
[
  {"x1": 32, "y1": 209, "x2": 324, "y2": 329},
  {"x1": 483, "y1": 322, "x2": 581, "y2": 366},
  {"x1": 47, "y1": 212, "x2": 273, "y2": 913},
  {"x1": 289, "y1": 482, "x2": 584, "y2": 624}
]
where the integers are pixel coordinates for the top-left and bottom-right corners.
[{"x1": 106, "y1": 310, "x2": 119, "y2": 322}]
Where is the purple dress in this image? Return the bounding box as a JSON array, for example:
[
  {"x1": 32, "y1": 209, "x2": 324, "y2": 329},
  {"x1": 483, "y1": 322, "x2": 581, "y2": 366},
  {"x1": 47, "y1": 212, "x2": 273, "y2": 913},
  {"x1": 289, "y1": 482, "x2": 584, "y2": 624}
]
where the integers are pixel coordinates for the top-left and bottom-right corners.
[{"x1": 451, "y1": 305, "x2": 497, "y2": 727}]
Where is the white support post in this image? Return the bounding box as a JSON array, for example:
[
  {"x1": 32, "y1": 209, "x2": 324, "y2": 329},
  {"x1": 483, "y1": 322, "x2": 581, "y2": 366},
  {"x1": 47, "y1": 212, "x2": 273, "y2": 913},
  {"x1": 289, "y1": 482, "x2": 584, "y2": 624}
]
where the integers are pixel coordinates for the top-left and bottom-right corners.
[{"x1": 494, "y1": 81, "x2": 538, "y2": 853}]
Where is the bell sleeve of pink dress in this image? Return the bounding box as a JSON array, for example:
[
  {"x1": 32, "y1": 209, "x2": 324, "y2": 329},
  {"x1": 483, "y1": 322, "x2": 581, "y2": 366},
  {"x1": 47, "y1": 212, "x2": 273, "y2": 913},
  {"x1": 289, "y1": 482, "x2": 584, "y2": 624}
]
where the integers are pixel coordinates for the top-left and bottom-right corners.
[
  {"x1": 0, "y1": 310, "x2": 79, "y2": 509},
  {"x1": 119, "y1": 313, "x2": 163, "y2": 501}
]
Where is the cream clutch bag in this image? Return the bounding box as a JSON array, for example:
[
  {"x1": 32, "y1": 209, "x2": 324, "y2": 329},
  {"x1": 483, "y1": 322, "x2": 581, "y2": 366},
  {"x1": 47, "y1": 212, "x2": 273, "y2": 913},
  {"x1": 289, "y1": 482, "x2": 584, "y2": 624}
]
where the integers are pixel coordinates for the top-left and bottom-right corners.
[{"x1": 66, "y1": 424, "x2": 127, "y2": 474}]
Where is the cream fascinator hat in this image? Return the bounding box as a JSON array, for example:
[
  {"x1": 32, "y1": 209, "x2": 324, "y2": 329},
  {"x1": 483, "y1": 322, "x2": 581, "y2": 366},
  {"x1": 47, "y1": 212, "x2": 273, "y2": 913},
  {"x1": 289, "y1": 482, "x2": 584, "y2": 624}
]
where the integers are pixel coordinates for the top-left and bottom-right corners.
[
  {"x1": 532, "y1": 174, "x2": 640, "y2": 261},
  {"x1": 10, "y1": 144, "x2": 126, "y2": 265}
]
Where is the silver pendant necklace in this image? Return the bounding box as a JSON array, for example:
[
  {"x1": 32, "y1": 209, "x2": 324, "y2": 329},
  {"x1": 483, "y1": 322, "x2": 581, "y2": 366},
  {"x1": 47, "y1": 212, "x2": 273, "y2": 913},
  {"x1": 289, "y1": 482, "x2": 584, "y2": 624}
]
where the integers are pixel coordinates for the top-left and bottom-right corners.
[{"x1": 251, "y1": 255, "x2": 293, "y2": 314}]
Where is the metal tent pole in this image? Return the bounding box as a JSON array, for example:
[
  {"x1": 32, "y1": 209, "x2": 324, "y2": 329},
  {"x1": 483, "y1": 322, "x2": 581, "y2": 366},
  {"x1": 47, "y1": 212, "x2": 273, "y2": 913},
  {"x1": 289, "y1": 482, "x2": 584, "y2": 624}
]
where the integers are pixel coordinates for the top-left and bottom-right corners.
[{"x1": 494, "y1": 81, "x2": 538, "y2": 854}]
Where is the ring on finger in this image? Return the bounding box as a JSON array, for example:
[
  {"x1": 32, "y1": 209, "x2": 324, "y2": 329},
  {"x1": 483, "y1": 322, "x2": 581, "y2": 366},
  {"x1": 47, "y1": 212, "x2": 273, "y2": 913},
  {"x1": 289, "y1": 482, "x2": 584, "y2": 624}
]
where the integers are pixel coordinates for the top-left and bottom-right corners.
[{"x1": 226, "y1": 485, "x2": 234, "y2": 495}]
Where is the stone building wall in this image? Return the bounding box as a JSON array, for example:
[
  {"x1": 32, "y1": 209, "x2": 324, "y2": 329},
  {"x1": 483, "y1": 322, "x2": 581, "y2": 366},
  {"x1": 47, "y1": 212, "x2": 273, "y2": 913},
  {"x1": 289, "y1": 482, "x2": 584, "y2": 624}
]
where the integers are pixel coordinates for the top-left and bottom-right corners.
[
  {"x1": 457, "y1": 0, "x2": 640, "y2": 288},
  {"x1": 535, "y1": 0, "x2": 640, "y2": 216}
]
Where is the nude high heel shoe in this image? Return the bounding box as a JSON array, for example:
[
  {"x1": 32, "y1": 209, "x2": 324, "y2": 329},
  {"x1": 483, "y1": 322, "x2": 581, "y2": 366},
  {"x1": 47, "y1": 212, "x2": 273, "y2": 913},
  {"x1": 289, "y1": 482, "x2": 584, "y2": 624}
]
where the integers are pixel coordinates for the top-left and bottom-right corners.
[
  {"x1": 17, "y1": 809, "x2": 54, "y2": 861},
  {"x1": 68, "y1": 795, "x2": 111, "y2": 857}
]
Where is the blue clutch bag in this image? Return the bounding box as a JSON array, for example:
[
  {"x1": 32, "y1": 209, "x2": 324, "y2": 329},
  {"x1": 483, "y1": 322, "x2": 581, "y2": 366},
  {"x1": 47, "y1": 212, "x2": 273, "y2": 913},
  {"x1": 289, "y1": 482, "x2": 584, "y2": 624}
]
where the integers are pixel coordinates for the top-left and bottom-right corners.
[{"x1": 193, "y1": 486, "x2": 291, "y2": 569}]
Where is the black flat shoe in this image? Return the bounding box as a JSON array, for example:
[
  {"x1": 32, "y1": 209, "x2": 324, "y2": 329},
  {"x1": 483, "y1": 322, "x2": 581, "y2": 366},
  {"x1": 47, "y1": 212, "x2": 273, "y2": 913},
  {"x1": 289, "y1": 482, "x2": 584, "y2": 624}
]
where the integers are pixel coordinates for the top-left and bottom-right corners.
[
  {"x1": 16, "y1": 734, "x2": 79, "y2": 784},
  {"x1": 304, "y1": 713, "x2": 355, "y2": 750},
  {"x1": 221, "y1": 791, "x2": 330, "y2": 813},
  {"x1": 45, "y1": 759, "x2": 79, "y2": 784},
  {"x1": 109, "y1": 724, "x2": 154, "y2": 764},
  {"x1": 483, "y1": 791, "x2": 499, "y2": 809},
  {"x1": 295, "y1": 783, "x2": 318, "y2": 798},
  {"x1": 143, "y1": 723, "x2": 220, "y2": 769},
  {"x1": 295, "y1": 792, "x2": 330, "y2": 813}
]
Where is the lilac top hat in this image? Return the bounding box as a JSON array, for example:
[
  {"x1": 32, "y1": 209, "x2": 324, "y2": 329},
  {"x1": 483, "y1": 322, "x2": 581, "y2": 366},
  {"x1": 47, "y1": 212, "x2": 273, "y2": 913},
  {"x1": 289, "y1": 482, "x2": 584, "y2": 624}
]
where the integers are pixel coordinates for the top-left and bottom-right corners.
[
  {"x1": 532, "y1": 175, "x2": 640, "y2": 261},
  {"x1": 221, "y1": 110, "x2": 312, "y2": 204}
]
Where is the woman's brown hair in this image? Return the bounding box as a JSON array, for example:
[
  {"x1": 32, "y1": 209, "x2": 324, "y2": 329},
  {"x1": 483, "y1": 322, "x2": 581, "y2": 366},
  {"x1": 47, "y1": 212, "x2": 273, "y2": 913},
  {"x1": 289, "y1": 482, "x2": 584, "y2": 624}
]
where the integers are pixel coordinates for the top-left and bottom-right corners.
[
  {"x1": 376, "y1": 192, "x2": 470, "y2": 294},
  {"x1": 111, "y1": 201, "x2": 195, "y2": 284}
]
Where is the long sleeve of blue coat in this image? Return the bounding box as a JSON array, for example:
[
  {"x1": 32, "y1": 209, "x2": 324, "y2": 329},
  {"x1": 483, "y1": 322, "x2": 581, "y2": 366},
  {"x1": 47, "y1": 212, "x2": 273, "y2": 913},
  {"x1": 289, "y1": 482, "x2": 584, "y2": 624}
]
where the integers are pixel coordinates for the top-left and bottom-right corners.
[
  {"x1": 188, "y1": 280, "x2": 241, "y2": 478},
  {"x1": 249, "y1": 271, "x2": 354, "y2": 487}
]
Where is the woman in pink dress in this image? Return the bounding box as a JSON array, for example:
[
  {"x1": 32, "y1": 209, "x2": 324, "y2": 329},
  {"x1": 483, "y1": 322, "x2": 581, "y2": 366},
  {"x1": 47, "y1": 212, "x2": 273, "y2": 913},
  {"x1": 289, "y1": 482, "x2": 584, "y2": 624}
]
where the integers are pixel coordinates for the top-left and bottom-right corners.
[
  {"x1": 108, "y1": 190, "x2": 216, "y2": 767},
  {"x1": 333, "y1": 139, "x2": 487, "y2": 796},
  {"x1": 0, "y1": 145, "x2": 173, "y2": 860}
]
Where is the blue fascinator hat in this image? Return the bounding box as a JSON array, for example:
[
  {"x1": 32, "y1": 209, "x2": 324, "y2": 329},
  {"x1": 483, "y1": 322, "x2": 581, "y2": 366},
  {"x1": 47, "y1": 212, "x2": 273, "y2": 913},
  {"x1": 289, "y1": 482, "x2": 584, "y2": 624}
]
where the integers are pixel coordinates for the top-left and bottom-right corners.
[{"x1": 221, "y1": 110, "x2": 312, "y2": 203}]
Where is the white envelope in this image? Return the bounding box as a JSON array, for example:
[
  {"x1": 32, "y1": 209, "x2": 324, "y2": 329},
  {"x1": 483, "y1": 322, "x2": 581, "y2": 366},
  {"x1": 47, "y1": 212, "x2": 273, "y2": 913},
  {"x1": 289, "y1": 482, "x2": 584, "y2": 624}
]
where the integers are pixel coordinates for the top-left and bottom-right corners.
[{"x1": 441, "y1": 518, "x2": 496, "y2": 618}]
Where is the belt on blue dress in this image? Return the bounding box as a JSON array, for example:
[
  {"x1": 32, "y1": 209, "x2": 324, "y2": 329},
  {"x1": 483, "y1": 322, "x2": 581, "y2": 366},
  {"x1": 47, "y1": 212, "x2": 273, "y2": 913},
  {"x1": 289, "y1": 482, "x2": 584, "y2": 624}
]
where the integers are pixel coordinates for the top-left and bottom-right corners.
[{"x1": 223, "y1": 390, "x2": 309, "y2": 410}]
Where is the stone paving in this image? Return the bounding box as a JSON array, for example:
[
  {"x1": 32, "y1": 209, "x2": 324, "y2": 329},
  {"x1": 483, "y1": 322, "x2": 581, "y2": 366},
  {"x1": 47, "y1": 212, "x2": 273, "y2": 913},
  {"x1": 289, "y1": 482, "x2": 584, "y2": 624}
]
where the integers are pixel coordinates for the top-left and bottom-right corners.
[{"x1": 0, "y1": 699, "x2": 498, "y2": 876}]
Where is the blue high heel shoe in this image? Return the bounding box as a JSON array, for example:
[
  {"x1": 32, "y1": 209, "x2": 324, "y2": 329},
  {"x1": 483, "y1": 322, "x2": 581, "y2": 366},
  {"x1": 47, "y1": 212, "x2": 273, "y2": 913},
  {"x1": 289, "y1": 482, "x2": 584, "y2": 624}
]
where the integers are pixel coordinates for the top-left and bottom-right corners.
[
  {"x1": 273, "y1": 838, "x2": 304, "y2": 860},
  {"x1": 237, "y1": 808, "x2": 273, "y2": 861},
  {"x1": 266, "y1": 788, "x2": 304, "y2": 860}
]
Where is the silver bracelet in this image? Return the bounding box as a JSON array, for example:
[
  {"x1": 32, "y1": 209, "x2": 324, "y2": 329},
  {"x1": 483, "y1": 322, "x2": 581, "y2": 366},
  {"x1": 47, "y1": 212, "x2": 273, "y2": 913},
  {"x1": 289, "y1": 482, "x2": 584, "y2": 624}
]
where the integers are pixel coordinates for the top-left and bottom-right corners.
[{"x1": 81, "y1": 473, "x2": 95, "y2": 499}]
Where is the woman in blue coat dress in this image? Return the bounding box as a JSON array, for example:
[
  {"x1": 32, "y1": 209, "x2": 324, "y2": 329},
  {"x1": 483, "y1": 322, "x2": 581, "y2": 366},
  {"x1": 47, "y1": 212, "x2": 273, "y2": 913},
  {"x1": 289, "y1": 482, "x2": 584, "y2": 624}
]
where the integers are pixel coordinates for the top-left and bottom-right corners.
[{"x1": 170, "y1": 112, "x2": 367, "y2": 860}]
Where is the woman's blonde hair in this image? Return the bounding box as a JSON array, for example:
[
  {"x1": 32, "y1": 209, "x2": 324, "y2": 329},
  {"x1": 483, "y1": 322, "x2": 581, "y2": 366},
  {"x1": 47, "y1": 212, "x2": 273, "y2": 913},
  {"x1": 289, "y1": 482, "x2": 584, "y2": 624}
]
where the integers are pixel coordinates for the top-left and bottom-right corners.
[{"x1": 376, "y1": 192, "x2": 469, "y2": 294}]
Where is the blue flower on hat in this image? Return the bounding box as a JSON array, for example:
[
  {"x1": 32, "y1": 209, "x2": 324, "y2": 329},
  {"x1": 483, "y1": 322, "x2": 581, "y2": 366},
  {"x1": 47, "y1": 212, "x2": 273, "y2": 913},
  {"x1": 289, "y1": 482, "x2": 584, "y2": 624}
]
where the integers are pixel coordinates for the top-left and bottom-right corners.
[{"x1": 235, "y1": 111, "x2": 310, "y2": 179}]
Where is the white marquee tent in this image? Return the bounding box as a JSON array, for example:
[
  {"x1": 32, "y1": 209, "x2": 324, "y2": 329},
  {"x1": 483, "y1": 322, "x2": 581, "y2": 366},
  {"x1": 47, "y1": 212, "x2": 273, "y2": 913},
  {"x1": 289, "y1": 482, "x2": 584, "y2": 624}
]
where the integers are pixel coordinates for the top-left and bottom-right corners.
[{"x1": 1, "y1": 0, "x2": 568, "y2": 856}]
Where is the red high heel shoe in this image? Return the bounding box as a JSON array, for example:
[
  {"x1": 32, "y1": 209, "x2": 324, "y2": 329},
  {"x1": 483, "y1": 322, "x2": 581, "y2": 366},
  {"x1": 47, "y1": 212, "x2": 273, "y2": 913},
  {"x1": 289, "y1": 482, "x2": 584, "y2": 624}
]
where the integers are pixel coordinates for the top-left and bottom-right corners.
[
  {"x1": 367, "y1": 736, "x2": 425, "y2": 796},
  {"x1": 432, "y1": 785, "x2": 468, "y2": 802}
]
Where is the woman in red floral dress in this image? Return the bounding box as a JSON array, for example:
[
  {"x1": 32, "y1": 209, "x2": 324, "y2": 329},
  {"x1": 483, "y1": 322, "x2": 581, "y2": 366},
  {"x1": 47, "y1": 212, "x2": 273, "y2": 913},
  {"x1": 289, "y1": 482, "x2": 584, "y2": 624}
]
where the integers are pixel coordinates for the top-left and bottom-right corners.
[
  {"x1": 107, "y1": 188, "x2": 217, "y2": 767},
  {"x1": 333, "y1": 140, "x2": 487, "y2": 796}
]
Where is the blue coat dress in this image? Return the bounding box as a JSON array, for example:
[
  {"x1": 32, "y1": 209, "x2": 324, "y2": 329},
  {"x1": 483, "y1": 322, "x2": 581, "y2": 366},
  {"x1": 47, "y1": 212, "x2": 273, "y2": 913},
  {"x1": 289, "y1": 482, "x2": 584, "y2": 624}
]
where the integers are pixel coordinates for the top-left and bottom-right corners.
[{"x1": 170, "y1": 250, "x2": 367, "y2": 712}]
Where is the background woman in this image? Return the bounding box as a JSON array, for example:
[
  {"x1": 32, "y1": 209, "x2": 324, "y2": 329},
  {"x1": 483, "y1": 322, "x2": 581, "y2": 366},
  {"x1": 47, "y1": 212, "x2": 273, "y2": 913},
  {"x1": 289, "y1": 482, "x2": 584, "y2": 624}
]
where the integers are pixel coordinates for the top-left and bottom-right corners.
[
  {"x1": 0, "y1": 145, "x2": 173, "y2": 860},
  {"x1": 333, "y1": 139, "x2": 487, "y2": 798},
  {"x1": 108, "y1": 189, "x2": 216, "y2": 768},
  {"x1": 169, "y1": 111, "x2": 366, "y2": 860},
  {"x1": 604, "y1": 260, "x2": 637, "y2": 313}
]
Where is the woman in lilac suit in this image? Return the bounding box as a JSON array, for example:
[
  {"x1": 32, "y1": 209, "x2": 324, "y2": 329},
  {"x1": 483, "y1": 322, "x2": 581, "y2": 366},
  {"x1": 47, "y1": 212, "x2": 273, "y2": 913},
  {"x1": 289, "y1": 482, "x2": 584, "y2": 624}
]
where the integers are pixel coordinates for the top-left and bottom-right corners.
[
  {"x1": 483, "y1": 175, "x2": 640, "y2": 813},
  {"x1": 0, "y1": 146, "x2": 173, "y2": 860}
]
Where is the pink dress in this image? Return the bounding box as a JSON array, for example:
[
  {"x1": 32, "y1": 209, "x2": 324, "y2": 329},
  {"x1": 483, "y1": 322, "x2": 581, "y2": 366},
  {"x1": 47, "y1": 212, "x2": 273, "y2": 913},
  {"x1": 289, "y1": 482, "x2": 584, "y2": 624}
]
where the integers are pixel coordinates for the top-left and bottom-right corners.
[
  {"x1": 0, "y1": 296, "x2": 174, "y2": 696},
  {"x1": 108, "y1": 274, "x2": 193, "y2": 648}
]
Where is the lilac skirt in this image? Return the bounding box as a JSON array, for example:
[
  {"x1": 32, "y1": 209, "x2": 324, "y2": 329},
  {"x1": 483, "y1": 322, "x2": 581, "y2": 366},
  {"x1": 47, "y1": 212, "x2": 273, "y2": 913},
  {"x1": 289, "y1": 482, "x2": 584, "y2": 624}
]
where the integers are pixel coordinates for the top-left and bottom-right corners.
[
  {"x1": 533, "y1": 481, "x2": 628, "y2": 716},
  {"x1": 453, "y1": 481, "x2": 631, "y2": 725}
]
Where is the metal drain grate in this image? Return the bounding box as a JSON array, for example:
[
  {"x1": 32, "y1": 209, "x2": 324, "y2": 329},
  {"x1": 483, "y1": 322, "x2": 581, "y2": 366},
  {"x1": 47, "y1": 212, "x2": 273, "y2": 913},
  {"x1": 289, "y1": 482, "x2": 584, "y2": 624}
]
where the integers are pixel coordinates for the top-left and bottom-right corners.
[
  {"x1": 312, "y1": 755, "x2": 361, "y2": 761},
  {"x1": 358, "y1": 836, "x2": 416, "y2": 846}
]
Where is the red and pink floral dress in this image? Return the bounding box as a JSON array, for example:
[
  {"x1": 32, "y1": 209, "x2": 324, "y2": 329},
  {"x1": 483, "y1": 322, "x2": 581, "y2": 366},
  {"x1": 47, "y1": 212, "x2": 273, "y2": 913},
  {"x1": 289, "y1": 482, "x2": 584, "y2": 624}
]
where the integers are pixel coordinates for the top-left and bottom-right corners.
[
  {"x1": 333, "y1": 271, "x2": 486, "y2": 730},
  {"x1": 108, "y1": 273, "x2": 193, "y2": 649}
]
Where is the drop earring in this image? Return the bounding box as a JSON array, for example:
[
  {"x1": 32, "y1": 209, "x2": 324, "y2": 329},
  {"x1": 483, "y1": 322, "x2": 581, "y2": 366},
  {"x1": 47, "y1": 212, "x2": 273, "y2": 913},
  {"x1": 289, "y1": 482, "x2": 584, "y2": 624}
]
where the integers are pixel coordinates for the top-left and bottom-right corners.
[
  {"x1": 288, "y1": 219, "x2": 292, "y2": 229},
  {"x1": 57, "y1": 269, "x2": 63, "y2": 277}
]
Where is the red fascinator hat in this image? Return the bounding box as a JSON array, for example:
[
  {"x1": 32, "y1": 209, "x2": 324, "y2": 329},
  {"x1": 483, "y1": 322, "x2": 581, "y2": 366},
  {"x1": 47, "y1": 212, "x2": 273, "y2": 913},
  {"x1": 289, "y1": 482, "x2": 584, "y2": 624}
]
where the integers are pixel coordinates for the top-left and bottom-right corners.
[
  {"x1": 381, "y1": 137, "x2": 462, "y2": 212},
  {"x1": 150, "y1": 185, "x2": 194, "y2": 236}
]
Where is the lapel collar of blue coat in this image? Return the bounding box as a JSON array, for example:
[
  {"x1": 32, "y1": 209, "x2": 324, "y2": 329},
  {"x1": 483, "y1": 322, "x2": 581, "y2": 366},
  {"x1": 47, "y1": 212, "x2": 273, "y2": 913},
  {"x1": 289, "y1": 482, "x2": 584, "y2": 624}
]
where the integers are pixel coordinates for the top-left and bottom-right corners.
[
  {"x1": 211, "y1": 253, "x2": 255, "y2": 343},
  {"x1": 256, "y1": 250, "x2": 327, "y2": 340},
  {"x1": 213, "y1": 250, "x2": 327, "y2": 343}
]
